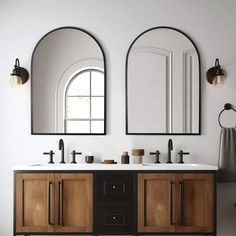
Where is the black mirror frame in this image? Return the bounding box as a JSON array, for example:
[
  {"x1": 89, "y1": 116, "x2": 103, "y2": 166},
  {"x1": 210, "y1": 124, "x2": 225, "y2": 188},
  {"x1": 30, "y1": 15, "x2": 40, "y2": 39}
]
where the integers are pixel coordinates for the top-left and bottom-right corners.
[
  {"x1": 125, "y1": 26, "x2": 201, "y2": 135},
  {"x1": 31, "y1": 26, "x2": 107, "y2": 135}
]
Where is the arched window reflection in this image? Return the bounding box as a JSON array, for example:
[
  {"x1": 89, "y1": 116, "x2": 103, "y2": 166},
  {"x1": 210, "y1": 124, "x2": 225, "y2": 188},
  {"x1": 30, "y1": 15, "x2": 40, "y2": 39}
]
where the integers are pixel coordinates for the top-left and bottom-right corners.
[{"x1": 65, "y1": 69, "x2": 104, "y2": 133}]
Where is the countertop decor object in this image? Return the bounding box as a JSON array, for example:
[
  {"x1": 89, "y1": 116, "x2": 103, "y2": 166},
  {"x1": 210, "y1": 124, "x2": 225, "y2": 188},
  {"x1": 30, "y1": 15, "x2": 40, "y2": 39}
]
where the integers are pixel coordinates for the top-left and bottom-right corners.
[
  {"x1": 132, "y1": 149, "x2": 144, "y2": 164},
  {"x1": 101, "y1": 160, "x2": 117, "y2": 164},
  {"x1": 85, "y1": 155, "x2": 94, "y2": 163},
  {"x1": 121, "y1": 151, "x2": 129, "y2": 164}
]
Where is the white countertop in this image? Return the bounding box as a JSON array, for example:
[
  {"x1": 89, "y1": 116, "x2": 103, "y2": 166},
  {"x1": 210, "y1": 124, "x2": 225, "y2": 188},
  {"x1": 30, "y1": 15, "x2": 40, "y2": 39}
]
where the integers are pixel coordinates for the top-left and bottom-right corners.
[{"x1": 12, "y1": 163, "x2": 218, "y2": 171}]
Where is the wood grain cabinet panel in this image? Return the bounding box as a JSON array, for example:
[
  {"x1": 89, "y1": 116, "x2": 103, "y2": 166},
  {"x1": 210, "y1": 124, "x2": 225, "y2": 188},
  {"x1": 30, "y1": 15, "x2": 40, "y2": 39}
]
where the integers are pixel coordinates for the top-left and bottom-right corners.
[
  {"x1": 175, "y1": 173, "x2": 214, "y2": 233},
  {"x1": 15, "y1": 173, "x2": 93, "y2": 234},
  {"x1": 138, "y1": 174, "x2": 176, "y2": 232},
  {"x1": 138, "y1": 173, "x2": 214, "y2": 234},
  {"x1": 55, "y1": 174, "x2": 93, "y2": 232},
  {"x1": 16, "y1": 174, "x2": 55, "y2": 233}
]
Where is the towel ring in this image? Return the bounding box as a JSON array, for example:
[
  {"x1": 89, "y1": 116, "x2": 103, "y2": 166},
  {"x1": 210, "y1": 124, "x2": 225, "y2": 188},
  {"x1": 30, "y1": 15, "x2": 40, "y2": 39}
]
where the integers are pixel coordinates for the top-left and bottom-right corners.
[{"x1": 218, "y1": 103, "x2": 236, "y2": 128}]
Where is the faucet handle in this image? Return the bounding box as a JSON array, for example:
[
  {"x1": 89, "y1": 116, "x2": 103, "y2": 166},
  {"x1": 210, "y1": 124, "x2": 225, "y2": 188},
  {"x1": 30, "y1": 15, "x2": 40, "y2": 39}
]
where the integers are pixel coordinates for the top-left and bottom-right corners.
[
  {"x1": 150, "y1": 150, "x2": 161, "y2": 163},
  {"x1": 178, "y1": 150, "x2": 190, "y2": 164},
  {"x1": 71, "y1": 150, "x2": 82, "y2": 164},
  {"x1": 43, "y1": 150, "x2": 55, "y2": 164}
]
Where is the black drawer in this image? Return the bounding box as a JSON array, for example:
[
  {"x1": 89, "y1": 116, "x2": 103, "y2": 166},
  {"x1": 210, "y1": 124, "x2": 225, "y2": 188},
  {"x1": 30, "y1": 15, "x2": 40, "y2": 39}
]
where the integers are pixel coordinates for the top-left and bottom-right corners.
[
  {"x1": 94, "y1": 205, "x2": 134, "y2": 233},
  {"x1": 94, "y1": 172, "x2": 134, "y2": 204}
]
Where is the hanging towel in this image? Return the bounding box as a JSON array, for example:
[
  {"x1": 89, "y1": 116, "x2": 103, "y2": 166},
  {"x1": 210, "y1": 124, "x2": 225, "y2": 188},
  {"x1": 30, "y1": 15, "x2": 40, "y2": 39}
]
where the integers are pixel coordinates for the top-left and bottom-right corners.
[{"x1": 218, "y1": 127, "x2": 236, "y2": 182}]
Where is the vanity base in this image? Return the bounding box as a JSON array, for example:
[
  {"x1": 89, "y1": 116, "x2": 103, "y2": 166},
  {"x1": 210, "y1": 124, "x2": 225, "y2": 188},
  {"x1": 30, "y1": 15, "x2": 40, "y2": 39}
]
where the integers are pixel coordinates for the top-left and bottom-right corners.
[{"x1": 13, "y1": 170, "x2": 217, "y2": 236}]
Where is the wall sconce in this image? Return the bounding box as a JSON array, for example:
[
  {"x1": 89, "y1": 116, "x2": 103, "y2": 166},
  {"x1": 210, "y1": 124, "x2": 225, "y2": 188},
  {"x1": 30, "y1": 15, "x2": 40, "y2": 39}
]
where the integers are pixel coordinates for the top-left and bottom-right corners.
[
  {"x1": 206, "y1": 58, "x2": 225, "y2": 86},
  {"x1": 10, "y1": 58, "x2": 29, "y2": 87}
]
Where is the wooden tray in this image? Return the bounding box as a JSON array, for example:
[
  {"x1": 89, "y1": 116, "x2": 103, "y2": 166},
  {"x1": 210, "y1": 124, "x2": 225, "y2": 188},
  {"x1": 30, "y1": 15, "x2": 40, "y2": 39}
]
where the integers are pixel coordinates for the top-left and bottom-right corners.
[{"x1": 101, "y1": 160, "x2": 117, "y2": 164}]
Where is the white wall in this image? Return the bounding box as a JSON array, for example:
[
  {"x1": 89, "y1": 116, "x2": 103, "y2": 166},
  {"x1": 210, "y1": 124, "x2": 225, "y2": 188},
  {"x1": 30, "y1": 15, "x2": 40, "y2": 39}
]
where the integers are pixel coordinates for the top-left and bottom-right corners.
[{"x1": 1, "y1": 0, "x2": 236, "y2": 235}]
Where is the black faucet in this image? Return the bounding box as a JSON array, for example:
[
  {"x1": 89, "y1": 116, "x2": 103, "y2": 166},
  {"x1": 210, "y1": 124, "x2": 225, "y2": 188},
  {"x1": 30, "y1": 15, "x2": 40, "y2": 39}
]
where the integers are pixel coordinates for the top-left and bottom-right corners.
[
  {"x1": 59, "y1": 139, "x2": 65, "y2": 164},
  {"x1": 166, "y1": 139, "x2": 173, "y2": 164},
  {"x1": 150, "y1": 150, "x2": 161, "y2": 163},
  {"x1": 178, "y1": 150, "x2": 190, "y2": 164}
]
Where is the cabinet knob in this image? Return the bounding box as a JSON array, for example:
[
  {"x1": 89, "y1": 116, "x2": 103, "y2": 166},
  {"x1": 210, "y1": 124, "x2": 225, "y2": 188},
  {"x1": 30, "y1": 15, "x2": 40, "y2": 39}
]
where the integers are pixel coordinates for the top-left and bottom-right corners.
[{"x1": 112, "y1": 185, "x2": 116, "y2": 190}]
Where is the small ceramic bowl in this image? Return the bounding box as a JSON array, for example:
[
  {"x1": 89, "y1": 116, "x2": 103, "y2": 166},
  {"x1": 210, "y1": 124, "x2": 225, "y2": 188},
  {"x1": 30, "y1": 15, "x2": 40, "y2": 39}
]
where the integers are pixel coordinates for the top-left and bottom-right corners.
[{"x1": 85, "y1": 155, "x2": 94, "y2": 163}]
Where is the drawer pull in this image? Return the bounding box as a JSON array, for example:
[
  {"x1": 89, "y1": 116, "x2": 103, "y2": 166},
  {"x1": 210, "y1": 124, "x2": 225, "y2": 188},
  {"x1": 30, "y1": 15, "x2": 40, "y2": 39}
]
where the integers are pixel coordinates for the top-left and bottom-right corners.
[
  {"x1": 169, "y1": 181, "x2": 174, "y2": 225},
  {"x1": 112, "y1": 185, "x2": 116, "y2": 189},
  {"x1": 179, "y1": 181, "x2": 184, "y2": 225},
  {"x1": 48, "y1": 181, "x2": 53, "y2": 225},
  {"x1": 58, "y1": 181, "x2": 63, "y2": 226}
]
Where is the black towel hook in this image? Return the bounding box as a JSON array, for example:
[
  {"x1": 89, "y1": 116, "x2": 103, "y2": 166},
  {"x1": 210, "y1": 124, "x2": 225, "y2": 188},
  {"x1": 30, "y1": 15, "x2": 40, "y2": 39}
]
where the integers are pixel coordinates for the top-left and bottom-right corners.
[{"x1": 218, "y1": 103, "x2": 236, "y2": 128}]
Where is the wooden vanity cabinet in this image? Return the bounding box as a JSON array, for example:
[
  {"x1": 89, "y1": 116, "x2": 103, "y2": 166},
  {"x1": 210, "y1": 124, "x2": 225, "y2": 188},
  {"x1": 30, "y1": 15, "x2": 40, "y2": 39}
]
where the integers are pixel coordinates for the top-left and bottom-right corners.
[
  {"x1": 138, "y1": 173, "x2": 215, "y2": 234},
  {"x1": 15, "y1": 173, "x2": 93, "y2": 234},
  {"x1": 14, "y1": 170, "x2": 216, "y2": 236}
]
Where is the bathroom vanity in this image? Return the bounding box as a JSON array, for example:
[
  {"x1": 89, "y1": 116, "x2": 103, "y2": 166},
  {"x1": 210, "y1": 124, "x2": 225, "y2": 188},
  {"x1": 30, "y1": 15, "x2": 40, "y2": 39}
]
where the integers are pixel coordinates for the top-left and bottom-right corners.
[{"x1": 13, "y1": 164, "x2": 217, "y2": 236}]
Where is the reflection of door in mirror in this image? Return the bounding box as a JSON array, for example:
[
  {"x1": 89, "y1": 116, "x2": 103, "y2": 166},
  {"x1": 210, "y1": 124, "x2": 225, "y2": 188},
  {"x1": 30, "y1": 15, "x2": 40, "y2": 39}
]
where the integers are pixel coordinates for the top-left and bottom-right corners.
[
  {"x1": 126, "y1": 27, "x2": 200, "y2": 135},
  {"x1": 32, "y1": 27, "x2": 106, "y2": 134}
]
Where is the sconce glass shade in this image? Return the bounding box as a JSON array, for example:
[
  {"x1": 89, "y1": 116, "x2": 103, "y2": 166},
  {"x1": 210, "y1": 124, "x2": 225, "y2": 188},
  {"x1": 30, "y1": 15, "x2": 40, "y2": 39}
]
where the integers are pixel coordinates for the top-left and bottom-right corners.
[
  {"x1": 10, "y1": 58, "x2": 29, "y2": 88},
  {"x1": 206, "y1": 58, "x2": 225, "y2": 86},
  {"x1": 212, "y1": 74, "x2": 225, "y2": 86},
  {"x1": 10, "y1": 74, "x2": 24, "y2": 88}
]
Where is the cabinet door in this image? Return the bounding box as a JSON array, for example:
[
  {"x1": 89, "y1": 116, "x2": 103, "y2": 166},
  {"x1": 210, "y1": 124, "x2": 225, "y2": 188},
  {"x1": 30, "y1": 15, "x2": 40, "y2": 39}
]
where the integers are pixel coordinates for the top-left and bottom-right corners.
[
  {"x1": 55, "y1": 173, "x2": 93, "y2": 232},
  {"x1": 138, "y1": 173, "x2": 176, "y2": 232},
  {"x1": 15, "y1": 173, "x2": 55, "y2": 233},
  {"x1": 175, "y1": 173, "x2": 214, "y2": 233}
]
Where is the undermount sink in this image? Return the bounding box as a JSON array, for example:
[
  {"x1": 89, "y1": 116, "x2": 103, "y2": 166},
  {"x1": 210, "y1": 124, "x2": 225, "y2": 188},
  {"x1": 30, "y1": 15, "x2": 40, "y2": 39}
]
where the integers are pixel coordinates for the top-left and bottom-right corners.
[
  {"x1": 141, "y1": 163, "x2": 210, "y2": 170},
  {"x1": 142, "y1": 163, "x2": 201, "y2": 166}
]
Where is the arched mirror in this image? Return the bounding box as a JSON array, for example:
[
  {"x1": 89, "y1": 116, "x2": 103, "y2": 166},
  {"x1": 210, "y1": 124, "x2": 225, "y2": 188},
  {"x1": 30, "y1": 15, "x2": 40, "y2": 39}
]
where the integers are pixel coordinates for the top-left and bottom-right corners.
[
  {"x1": 31, "y1": 27, "x2": 106, "y2": 134},
  {"x1": 126, "y1": 27, "x2": 200, "y2": 135}
]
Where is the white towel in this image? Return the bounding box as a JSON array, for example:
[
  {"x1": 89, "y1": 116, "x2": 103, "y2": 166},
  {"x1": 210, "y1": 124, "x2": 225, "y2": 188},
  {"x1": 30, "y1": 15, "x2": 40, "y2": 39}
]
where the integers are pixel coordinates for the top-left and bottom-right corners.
[{"x1": 218, "y1": 127, "x2": 236, "y2": 182}]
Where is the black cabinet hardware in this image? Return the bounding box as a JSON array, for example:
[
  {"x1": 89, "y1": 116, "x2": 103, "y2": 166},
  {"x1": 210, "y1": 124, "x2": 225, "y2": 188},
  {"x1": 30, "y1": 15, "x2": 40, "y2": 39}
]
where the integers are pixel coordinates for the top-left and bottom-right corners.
[
  {"x1": 58, "y1": 182, "x2": 62, "y2": 225},
  {"x1": 48, "y1": 181, "x2": 53, "y2": 225},
  {"x1": 170, "y1": 181, "x2": 174, "y2": 225},
  {"x1": 179, "y1": 181, "x2": 184, "y2": 225}
]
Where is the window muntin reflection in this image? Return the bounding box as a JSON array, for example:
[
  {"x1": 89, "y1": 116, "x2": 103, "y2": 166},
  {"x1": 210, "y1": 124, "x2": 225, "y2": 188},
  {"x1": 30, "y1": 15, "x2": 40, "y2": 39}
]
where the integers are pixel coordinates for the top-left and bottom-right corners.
[{"x1": 65, "y1": 69, "x2": 104, "y2": 133}]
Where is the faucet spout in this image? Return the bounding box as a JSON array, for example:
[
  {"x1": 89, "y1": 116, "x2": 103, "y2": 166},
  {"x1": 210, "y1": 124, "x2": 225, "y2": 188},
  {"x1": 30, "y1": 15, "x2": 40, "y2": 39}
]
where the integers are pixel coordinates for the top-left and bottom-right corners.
[
  {"x1": 59, "y1": 139, "x2": 65, "y2": 164},
  {"x1": 167, "y1": 139, "x2": 173, "y2": 164}
]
